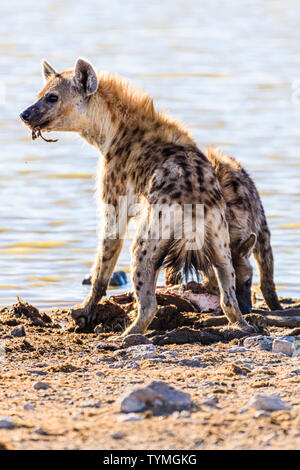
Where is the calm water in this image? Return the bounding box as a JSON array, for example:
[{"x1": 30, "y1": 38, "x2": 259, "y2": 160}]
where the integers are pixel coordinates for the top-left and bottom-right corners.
[{"x1": 0, "y1": 0, "x2": 299, "y2": 308}]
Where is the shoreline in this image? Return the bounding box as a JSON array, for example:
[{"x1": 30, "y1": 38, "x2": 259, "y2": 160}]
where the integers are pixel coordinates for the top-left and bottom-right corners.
[{"x1": 0, "y1": 288, "x2": 299, "y2": 450}]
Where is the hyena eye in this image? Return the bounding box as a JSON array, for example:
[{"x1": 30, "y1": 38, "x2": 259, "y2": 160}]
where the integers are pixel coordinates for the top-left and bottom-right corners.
[
  {"x1": 245, "y1": 279, "x2": 251, "y2": 287},
  {"x1": 47, "y1": 94, "x2": 58, "y2": 103}
]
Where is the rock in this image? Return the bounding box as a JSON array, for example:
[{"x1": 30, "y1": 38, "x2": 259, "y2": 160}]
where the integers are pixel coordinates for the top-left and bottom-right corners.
[
  {"x1": 228, "y1": 346, "x2": 249, "y2": 354},
  {"x1": 24, "y1": 403, "x2": 35, "y2": 410},
  {"x1": 114, "y1": 344, "x2": 157, "y2": 361},
  {"x1": 82, "y1": 276, "x2": 91, "y2": 285},
  {"x1": 159, "y1": 350, "x2": 179, "y2": 359},
  {"x1": 109, "y1": 360, "x2": 140, "y2": 369},
  {"x1": 202, "y1": 395, "x2": 219, "y2": 407},
  {"x1": 82, "y1": 270, "x2": 128, "y2": 287},
  {"x1": 247, "y1": 394, "x2": 292, "y2": 412},
  {"x1": 272, "y1": 338, "x2": 295, "y2": 357},
  {"x1": 0, "y1": 417, "x2": 14, "y2": 429},
  {"x1": 294, "y1": 338, "x2": 300, "y2": 356},
  {"x1": 122, "y1": 334, "x2": 151, "y2": 348},
  {"x1": 254, "y1": 410, "x2": 270, "y2": 419},
  {"x1": 283, "y1": 336, "x2": 296, "y2": 342},
  {"x1": 117, "y1": 413, "x2": 144, "y2": 422},
  {"x1": 172, "y1": 410, "x2": 191, "y2": 419},
  {"x1": 33, "y1": 381, "x2": 52, "y2": 391},
  {"x1": 243, "y1": 335, "x2": 274, "y2": 351},
  {"x1": 11, "y1": 325, "x2": 26, "y2": 337},
  {"x1": 192, "y1": 355, "x2": 202, "y2": 361},
  {"x1": 110, "y1": 271, "x2": 128, "y2": 287},
  {"x1": 28, "y1": 370, "x2": 48, "y2": 376},
  {"x1": 80, "y1": 400, "x2": 101, "y2": 408},
  {"x1": 120, "y1": 380, "x2": 192, "y2": 413},
  {"x1": 34, "y1": 426, "x2": 49, "y2": 435},
  {"x1": 96, "y1": 371, "x2": 106, "y2": 377},
  {"x1": 110, "y1": 432, "x2": 125, "y2": 439}
]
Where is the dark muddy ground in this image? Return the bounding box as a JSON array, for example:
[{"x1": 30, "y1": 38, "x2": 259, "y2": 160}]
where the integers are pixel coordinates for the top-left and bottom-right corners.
[{"x1": 0, "y1": 284, "x2": 299, "y2": 450}]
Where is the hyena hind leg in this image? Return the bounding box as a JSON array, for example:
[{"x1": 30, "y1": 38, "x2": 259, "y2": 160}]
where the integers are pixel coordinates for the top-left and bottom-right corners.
[
  {"x1": 208, "y1": 220, "x2": 251, "y2": 329},
  {"x1": 253, "y1": 229, "x2": 282, "y2": 310},
  {"x1": 165, "y1": 267, "x2": 181, "y2": 286},
  {"x1": 213, "y1": 263, "x2": 249, "y2": 328}
]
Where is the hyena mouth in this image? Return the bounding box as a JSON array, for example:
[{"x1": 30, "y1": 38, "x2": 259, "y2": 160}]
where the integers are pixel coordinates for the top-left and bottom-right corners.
[{"x1": 32, "y1": 123, "x2": 58, "y2": 143}]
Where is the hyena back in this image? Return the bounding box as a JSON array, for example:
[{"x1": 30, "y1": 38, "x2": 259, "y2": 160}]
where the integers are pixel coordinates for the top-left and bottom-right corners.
[
  {"x1": 20, "y1": 58, "x2": 250, "y2": 333},
  {"x1": 167, "y1": 147, "x2": 281, "y2": 313}
]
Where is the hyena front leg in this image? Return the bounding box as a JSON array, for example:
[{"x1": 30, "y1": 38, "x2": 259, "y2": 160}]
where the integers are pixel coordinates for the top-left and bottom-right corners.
[
  {"x1": 71, "y1": 237, "x2": 125, "y2": 329},
  {"x1": 71, "y1": 209, "x2": 128, "y2": 329}
]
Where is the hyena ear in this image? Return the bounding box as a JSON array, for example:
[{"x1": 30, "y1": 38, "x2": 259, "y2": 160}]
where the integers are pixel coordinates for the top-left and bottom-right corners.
[
  {"x1": 239, "y1": 233, "x2": 257, "y2": 258},
  {"x1": 42, "y1": 60, "x2": 57, "y2": 82},
  {"x1": 74, "y1": 58, "x2": 98, "y2": 96}
]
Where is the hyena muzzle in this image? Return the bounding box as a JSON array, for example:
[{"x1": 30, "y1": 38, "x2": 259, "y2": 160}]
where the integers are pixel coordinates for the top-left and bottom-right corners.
[
  {"x1": 20, "y1": 58, "x2": 252, "y2": 334},
  {"x1": 166, "y1": 147, "x2": 282, "y2": 314}
]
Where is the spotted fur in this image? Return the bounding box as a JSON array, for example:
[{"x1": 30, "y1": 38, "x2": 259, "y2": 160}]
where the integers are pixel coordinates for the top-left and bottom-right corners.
[
  {"x1": 20, "y1": 58, "x2": 251, "y2": 333},
  {"x1": 166, "y1": 147, "x2": 282, "y2": 312}
]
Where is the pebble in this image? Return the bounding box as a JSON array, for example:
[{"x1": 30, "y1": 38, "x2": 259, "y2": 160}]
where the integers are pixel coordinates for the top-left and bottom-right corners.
[
  {"x1": 24, "y1": 403, "x2": 35, "y2": 410},
  {"x1": 228, "y1": 346, "x2": 250, "y2": 354},
  {"x1": 114, "y1": 344, "x2": 157, "y2": 361},
  {"x1": 243, "y1": 335, "x2": 274, "y2": 351},
  {"x1": 33, "y1": 381, "x2": 52, "y2": 391},
  {"x1": 120, "y1": 380, "x2": 192, "y2": 413},
  {"x1": 254, "y1": 410, "x2": 271, "y2": 419},
  {"x1": 234, "y1": 360, "x2": 254, "y2": 370},
  {"x1": 247, "y1": 394, "x2": 292, "y2": 411},
  {"x1": 202, "y1": 395, "x2": 219, "y2": 407},
  {"x1": 159, "y1": 351, "x2": 179, "y2": 359},
  {"x1": 110, "y1": 432, "x2": 125, "y2": 439},
  {"x1": 172, "y1": 410, "x2": 191, "y2": 419},
  {"x1": 109, "y1": 361, "x2": 140, "y2": 369},
  {"x1": 80, "y1": 400, "x2": 101, "y2": 408},
  {"x1": 272, "y1": 339, "x2": 295, "y2": 357},
  {"x1": 0, "y1": 416, "x2": 14, "y2": 429},
  {"x1": 11, "y1": 325, "x2": 26, "y2": 337},
  {"x1": 34, "y1": 426, "x2": 49, "y2": 435},
  {"x1": 117, "y1": 413, "x2": 144, "y2": 422},
  {"x1": 96, "y1": 371, "x2": 106, "y2": 377},
  {"x1": 28, "y1": 370, "x2": 48, "y2": 376}
]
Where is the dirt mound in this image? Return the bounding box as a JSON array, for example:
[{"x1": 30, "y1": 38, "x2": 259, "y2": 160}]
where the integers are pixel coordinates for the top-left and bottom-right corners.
[
  {"x1": 0, "y1": 297, "x2": 52, "y2": 327},
  {"x1": 1, "y1": 286, "x2": 300, "y2": 346}
]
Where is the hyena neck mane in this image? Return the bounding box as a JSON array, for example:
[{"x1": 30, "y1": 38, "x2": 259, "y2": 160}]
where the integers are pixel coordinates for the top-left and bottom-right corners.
[{"x1": 80, "y1": 72, "x2": 195, "y2": 154}]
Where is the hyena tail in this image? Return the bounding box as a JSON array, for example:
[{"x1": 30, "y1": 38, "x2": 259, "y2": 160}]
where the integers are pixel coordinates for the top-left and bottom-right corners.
[
  {"x1": 164, "y1": 236, "x2": 208, "y2": 285},
  {"x1": 253, "y1": 225, "x2": 282, "y2": 310}
]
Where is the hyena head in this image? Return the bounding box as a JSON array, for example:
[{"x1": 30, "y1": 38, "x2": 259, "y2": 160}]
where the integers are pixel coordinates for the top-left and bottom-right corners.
[
  {"x1": 20, "y1": 58, "x2": 98, "y2": 134},
  {"x1": 233, "y1": 233, "x2": 257, "y2": 314}
]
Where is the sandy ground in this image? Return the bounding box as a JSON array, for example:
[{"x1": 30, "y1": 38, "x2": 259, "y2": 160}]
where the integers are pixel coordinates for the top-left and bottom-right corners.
[{"x1": 0, "y1": 290, "x2": 299, "y2": 451}]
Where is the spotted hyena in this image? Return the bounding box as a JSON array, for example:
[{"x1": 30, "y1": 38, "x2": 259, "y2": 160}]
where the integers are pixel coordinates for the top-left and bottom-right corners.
[
  {"x1": 166, "y1": 147, "x2": 282, "y2": 313},
  {"x1": 20, "y1": 58, "x2": 252, "y2": 334}
]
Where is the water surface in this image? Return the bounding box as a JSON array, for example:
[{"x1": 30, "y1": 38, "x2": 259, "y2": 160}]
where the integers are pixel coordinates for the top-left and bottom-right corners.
[{"x1": 0, "y1": 0, "x2": 299, "y2": 308}]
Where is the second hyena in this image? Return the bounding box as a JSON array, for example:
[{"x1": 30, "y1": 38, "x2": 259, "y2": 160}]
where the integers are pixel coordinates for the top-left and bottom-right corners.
[
  {"x1": 20, "y1": 58, "x2": 252, "y2": 334},
  {"x1": 166, "y1": 147, "x2": 282, "y2": 313}
]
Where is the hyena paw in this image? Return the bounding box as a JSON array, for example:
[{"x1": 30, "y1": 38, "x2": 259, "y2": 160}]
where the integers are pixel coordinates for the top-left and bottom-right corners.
[
  {"x1": 70, "y1": 305, "x2": 96, "y2": 331},
  {"x1": 236, "y1": 320, "x2": 256, "y2": 334},
  {"x1": 121, "y1": 323, "x2": 146, "y2": 337}
]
